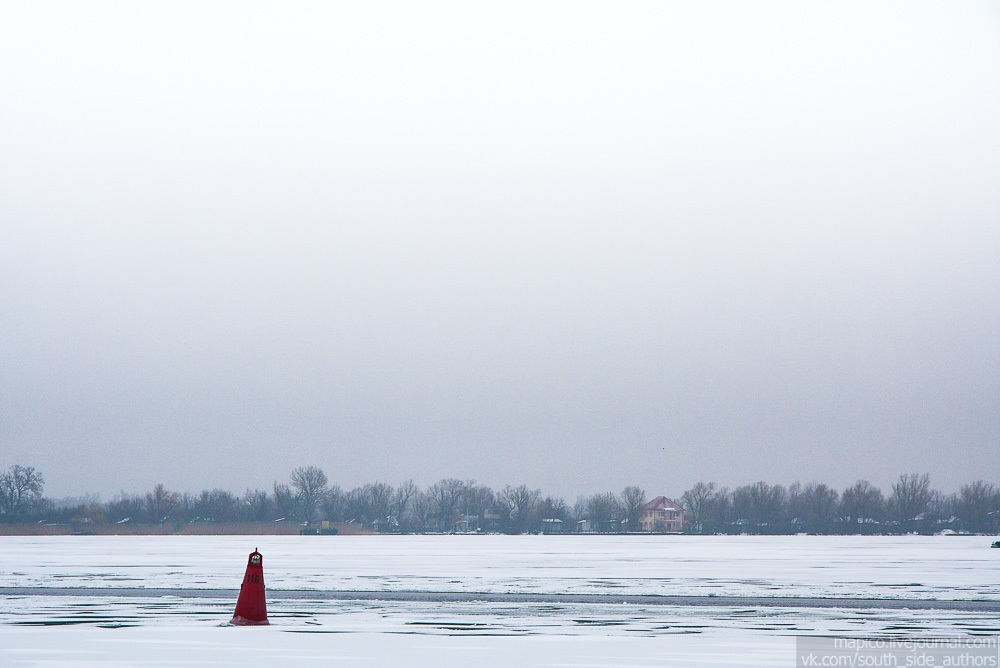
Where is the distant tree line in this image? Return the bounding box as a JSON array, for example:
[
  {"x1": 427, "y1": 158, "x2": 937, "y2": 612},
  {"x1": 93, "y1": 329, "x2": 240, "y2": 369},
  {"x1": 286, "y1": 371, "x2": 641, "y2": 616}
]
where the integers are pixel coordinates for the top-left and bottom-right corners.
[
  {"x1": 680, "y1": 475, "x2": 1000, "y2": 535},
  {"x1": 1, "y1": 464, "x2": 998, "y2": 535}
]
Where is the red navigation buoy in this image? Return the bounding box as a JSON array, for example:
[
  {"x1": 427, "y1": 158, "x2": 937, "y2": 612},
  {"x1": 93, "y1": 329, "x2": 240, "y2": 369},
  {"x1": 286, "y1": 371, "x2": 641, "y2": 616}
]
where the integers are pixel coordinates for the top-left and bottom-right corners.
[{"x1": 230, "y1": 548, "x2": 268, "y2": 625}]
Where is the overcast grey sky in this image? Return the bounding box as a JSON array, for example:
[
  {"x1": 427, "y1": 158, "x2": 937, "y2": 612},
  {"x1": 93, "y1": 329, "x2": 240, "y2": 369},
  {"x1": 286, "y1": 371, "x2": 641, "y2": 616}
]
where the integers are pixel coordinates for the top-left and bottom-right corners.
[{"x1": 1, "y1": 1, "x2": 998, "y2": 501}]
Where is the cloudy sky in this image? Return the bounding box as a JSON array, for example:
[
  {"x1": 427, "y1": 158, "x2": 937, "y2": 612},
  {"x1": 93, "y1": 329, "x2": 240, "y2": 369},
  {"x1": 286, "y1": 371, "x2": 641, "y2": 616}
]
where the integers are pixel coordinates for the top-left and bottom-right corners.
[{"x1": 2, "y1": 1, "x2": 998, "y2": 501}]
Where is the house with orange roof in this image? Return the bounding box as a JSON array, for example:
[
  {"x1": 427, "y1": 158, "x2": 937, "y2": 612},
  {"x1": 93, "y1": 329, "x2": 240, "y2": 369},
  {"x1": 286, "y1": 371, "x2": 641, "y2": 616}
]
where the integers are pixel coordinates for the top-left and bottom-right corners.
[{"x1": 640, "y1": 496, "x2": 684, "y2": 532}]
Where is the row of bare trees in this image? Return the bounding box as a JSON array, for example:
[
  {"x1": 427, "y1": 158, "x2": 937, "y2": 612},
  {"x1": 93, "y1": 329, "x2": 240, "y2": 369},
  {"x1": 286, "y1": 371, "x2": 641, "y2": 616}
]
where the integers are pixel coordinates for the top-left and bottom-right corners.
[
  {"x1": 292, "y1": 469, "x2": 567, "y2": 534},
  {"x1": 3, "y1": 463, "x2": 999, "y2": 535},
  {"x1": 681, "y1": 475, "x2": 1000, "y2": 534},
  {"x1": 2, "y1": 464, "x2": 616, "y2": 533}
]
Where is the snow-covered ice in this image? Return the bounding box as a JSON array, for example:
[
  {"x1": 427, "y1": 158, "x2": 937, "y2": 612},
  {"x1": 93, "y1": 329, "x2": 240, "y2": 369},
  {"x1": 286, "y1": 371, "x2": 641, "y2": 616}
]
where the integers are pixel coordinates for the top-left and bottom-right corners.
[
  {"x1": 2, "y1": 535, "x2": 998, "y2": 666},
  {"x1": 5, "y1": 534, "x2": 999, "y2": 599}
]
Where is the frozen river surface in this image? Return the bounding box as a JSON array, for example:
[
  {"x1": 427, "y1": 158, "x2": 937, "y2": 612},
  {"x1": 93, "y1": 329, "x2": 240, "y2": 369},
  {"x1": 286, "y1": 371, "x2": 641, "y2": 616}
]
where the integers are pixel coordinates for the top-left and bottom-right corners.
[
  {"x1": 2, "y1": 535, "x2": 998, "y2": 666},
  {"x1": 4, "y1": 534, "x2": 999, "y2": 599}
]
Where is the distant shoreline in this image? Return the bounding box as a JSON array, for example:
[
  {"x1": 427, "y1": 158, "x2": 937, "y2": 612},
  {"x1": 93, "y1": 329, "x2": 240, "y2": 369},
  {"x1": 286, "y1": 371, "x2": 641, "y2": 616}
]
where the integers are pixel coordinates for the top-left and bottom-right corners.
[
  {"x1": 0, "y1": 522, "x2": 375, "y2": 536},
  {"x1": 0, "y1": 524, "x2": 993, "y2": 538}
]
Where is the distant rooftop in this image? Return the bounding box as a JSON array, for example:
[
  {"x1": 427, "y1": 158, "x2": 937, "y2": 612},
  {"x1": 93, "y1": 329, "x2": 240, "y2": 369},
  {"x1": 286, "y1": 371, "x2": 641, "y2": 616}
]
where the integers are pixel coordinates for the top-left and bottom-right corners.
[{"x1": 643, "y1": 496, "x2": 683, "y2": 512}]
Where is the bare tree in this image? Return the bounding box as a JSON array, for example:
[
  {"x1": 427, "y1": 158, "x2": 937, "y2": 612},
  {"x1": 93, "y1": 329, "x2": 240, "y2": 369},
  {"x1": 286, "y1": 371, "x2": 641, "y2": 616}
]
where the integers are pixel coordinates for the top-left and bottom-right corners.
[
  {"x1": 572, "y1": 496, "x2": 588, "y2": 524},
  {"x1": 343, "y1": 487, "x2": 364, "y2": 522},
  {"x1": 464, "y1": 484, "x2": 496, "y2": 531},
  {"x1": 272, "y1": 482, "x2": 298, "y2": 520},
  {"x1": 290, "y1": 466, "x2": 329, "y2": 524},
  {"x1": 620, "y1": 486, "x2": 647, "y2": 532},
  {"x1": 732, "y1": 482, "x2": 788, "y2": 533},
  {"x1": 144, "y1": 484, "x2": 180, "y2": 523},
  {"x1": 498, "y1": 485, "x2": 540, "y2": 533},
  {"x1": 839, "y1": 480, "x2": 885, "y2": 532},
  {"x1": 954, "y1": 481, "x2": 999, "y2": 534},
  {"x1": 788, "y1": 482, "x2": 839, "y2": 534},
  {"x1": 392, "y1": 479, "x2": 419, "y2": 524},
  {"x1": 427, "y1": 478, "x2": 472, "y2": 530},
  {"x1": 890, "y1": 473, "x2": 933, "y2": 532},
  {"x1": 409, "y1": 490, "x2": 435, "y2": 532},
  {"x1": 242, "y1": 488, "x2": 271, "y2": 522},
  {"x1": 322, "y1": 485, "x2": 346, "y2": 522},
  {"x1": 585, "y1": 492, "x2": 622, "y2": 532},
  {"x1": 928, "y1": 489, "x2": 949, "y2": 527},
  {"x1": 681, "y1": 482, "x2": 716, "y2": 534},
  {"x1": 0, "y1": 465, "x2": 45, "y2": 519},
  {"x1": 706, "y1": 487, "x2": 732, "y2": 533},
  {"x1": 104, "y1": 492, "x2": 144, "y2": 524},
  {"x1": 350, "y1": 482, "x2": 394, "y2": 525},
  {"x1": 536, "y1": 495, "x2": 569, "y2": 523},
  {"x1": 190, "y1": 489, "x2": 239, "y2": 522}
]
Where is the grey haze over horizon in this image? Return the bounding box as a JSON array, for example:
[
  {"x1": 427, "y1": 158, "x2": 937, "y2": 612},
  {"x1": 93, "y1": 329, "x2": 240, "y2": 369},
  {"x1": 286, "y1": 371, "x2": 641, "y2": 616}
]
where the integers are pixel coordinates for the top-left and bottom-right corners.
[{"x1": 2, "y1": 2, "x2": 998, "y2": 502}]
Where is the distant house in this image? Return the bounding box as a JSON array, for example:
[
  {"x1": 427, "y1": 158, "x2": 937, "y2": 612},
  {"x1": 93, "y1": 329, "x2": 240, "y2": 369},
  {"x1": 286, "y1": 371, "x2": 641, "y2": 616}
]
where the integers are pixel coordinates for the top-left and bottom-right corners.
[
  {"x1": 640, "y1": 496, "x2": 684, "y2": 532},
  {"x1": 576, "y1": 518, "x2": 625, "y2": 533},
  {"x1": 452, "y1": 514, "x2": 475, "y2": 533},
  {"x1": 372, "y1": 517, "x2": 399, "y2": 533},
  {"x1": 540, "y1": 518, "x2": 564, "y2": 534}
]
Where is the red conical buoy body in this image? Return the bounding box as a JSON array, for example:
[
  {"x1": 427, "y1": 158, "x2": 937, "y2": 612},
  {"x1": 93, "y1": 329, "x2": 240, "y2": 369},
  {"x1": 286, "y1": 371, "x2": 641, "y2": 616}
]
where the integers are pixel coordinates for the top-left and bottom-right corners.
[{"x1": 230, "y1": 549, "x2": 268, "y2": 625}]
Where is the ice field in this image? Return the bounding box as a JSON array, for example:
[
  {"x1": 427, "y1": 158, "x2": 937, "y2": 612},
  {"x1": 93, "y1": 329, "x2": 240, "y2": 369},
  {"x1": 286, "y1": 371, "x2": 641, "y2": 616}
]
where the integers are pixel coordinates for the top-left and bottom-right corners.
[{"x1": 2, "y1": 535, "x2": 999, "y2": 666}]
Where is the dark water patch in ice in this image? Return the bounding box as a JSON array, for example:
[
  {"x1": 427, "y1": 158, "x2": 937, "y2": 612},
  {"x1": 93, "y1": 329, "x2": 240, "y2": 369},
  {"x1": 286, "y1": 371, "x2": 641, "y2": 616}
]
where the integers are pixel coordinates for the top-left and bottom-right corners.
[
  {"x1": 13, "y1": 616, "x2": 140, "y2": 626},
  {"x1": 407, "y1": 621, "x2": 487, "y2": 627},
  {"x1": 404, "y1": 621, "x2": 522, "y2": 635},
  {"x1": 872, "y1": 583, "x2": 922, "y2": 587},
  {"x1": 272, "y1": 611, "x2": 315, "y2": 618},
  {"x1": 444, "y1": 633, "x2": 526, "y2": 636},
  {"x1": 14, "y1": 620, "x2": 96, "y2": 626},
  {"x1": 283, "y1": 629, "x2": 351, "y2": 634},
  {"x1": 650, "y1": 625, "x2": 702, "y2": 633},
  {"x1": 666, "y1": 630, "x2": 703, "y2": 634}
]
